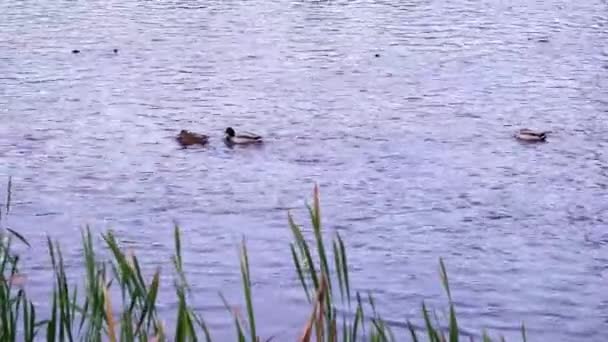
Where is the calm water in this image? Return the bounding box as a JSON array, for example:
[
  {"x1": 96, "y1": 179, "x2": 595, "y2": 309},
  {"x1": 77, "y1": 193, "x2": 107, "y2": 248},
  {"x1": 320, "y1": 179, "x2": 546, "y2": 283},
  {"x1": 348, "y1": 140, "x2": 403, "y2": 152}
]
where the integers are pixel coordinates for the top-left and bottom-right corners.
[{"x1": 1, "y1": 0, "x2": 607, "y2": 340}]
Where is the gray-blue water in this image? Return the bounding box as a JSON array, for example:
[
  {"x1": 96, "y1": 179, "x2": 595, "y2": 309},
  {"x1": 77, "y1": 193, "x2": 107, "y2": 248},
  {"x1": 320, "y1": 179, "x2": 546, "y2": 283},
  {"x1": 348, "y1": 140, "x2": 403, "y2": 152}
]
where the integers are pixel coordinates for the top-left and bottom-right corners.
[{"x1": 1, "y1": 0, "x2": 607, "y2": 340}]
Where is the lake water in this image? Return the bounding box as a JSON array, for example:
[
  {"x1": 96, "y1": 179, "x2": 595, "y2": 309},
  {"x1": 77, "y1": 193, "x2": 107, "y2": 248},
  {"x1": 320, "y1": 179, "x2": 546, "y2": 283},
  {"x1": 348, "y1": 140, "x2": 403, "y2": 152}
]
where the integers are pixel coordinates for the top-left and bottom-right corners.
[{"x1": 1, "y1": 0, "x2": 607, "y2": 340}]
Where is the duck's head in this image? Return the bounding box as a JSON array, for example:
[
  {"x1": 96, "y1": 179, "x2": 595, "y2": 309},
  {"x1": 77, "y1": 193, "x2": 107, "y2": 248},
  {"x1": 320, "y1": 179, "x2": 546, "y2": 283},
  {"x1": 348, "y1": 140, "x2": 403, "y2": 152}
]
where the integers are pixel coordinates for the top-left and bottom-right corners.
[{"x1": 225, "y1": 127, "x2": 235, "y2": 137}]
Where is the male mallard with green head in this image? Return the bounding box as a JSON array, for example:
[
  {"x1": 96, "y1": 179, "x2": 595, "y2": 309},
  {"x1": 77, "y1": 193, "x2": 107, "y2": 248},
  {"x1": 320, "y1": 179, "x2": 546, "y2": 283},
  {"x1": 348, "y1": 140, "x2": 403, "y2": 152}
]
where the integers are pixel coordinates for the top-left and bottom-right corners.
[
  {"x1": 514, "y1": 129, "x2": 549, "y2": 142},
  {"x1": 176, "y1": 130, "x2": 209, "y2": 147},
  {"x1": 224, "y1": 127, "x2": 263, "y2": 145}
]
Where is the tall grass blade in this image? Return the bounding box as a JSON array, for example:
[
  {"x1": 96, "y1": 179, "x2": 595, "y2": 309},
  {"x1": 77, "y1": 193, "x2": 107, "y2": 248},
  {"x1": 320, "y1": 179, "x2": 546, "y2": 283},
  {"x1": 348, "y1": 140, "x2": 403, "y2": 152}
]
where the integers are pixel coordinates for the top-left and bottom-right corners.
[
  {"x1": 6, "y1": 176, "x2": 12, "y2": 215},
  {"x1": 290, "y1": 243, "x2": 310, "y2": 302},
  {"x1": 438, "y1": 259, "x2": 459, "y2": 342},
  {"x1": 333, "y1": 240, "x2": 345, "y2": 302},
  {"x1": 407, "y1": 321, "x2": 419, "y2": 342},
  {"x1": 175, "y1": 290, "x2": 187, "y2": 342},
  {"x1": 46, "y1": 287, "x2": 57, "y2": 342},
  {"x1": 121, "y1": 310, "x2": 134, "y2": 342},
  {"x1": 174, "y1": 224, "x2": 183, "y2": 272},
  {"x1": 422, "y1": 302, "x2": 441, "y2": 342},
  {"x1": 308, "y1": 185, "x2": 332, "y2": 294},
  {"x1": 439, "y1": 258, "x2": 452, "y2": 301},
  {"x1": 219, "y1": 292, "x2": 246, "y2": 342},
  {"x1": 351, "y1": 301, "x2": 363, "y2": 342},
  {"x1": 6, "y1": 228, "x2": 29, "y2": 248},
  {"x1": 193, "y1": 312, "x2": 213, "y2": 342},
  {"x1": 337, "y1": 234, "x2": 350, "y2": 305},
  {"x1": 103, "y1": 285, "x2": 117, "y2": 342},
  {"x1": 135, "y1": 268, "x2": 160, "y2": 336},
  {"x1": 288, "y1": 212, "x2": 319, "y2": 291},
  {"x1": 239, "y1": 239, "x2": 257, "y2": 342}
]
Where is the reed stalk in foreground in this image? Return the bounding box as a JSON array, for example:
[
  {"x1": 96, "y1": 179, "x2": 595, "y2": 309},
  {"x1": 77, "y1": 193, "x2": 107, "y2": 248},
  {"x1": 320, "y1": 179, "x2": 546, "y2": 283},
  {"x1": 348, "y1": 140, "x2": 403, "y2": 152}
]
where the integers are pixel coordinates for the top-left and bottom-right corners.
[
  {"x1": 288, "y1": 185, "x2": 526, "y2": 342},
  {"x1": 0, "y1": 179, "x2": 526, "y2": 341}
]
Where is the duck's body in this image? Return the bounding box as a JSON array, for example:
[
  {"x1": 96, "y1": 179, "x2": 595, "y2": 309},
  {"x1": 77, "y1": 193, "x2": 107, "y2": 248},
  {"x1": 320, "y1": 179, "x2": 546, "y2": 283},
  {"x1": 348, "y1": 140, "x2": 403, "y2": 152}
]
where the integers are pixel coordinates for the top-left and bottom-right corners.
[
  {"x1": 176, "y1": 130, "x2": 209, "y2": 147},
  {"x1": 224, "y1": 127, "x2": 263, "y2": 145},
  {"x1": 514, "y1": 129, "x2": 548, "y2": 142}
]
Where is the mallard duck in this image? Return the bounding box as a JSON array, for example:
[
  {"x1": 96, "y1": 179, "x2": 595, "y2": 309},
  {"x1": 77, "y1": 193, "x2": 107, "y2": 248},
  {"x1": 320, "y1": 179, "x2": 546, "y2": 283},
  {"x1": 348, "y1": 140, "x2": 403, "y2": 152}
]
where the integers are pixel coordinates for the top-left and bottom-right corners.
[
  {"x1": 224, "y1": 127, "x2": 263, "y2": 145},
  {"x1": 176, "y1": 130, "x2": 209, "y2": 147},
  {"x1": 514, "y1": 129, "x2": 548, "y2": 142}
]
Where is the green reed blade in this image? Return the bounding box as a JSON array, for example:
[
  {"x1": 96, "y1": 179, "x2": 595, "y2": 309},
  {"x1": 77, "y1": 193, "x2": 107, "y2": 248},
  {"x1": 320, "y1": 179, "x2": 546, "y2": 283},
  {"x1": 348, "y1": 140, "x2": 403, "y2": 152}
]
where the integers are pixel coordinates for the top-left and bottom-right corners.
[
  {"x1": 307, "y1": 200, "x2": 332, "y2": 296},
  {"x1": 121, "y1": 310, "x2": 134, "y2": 342},
  {"x1": 135, "y1": 268, "x2": 160, "y2": 337},
  {"x1": 174, "y1": 224, "x2": 183, "y2": 272},
  {"x1": 6, "y1": 228, "x2": 29, "y2": 248},
  {"x1": 78, "y1": 298, "x2": 89, "y2": 335},
  {"x1": 104, "y1": 232, "x2": 146, "y2": 305},
  {"x1": 288, "y1": 212, "x2": 319, "y2": 291},
  {"x1": 290, "y1": 243, "x2": 310, "y2": 302},
  {"x1": 29, "y1": 301, "x2": 37, "y2": 341},
  {"x1": 351, "y1": 300, "x2": 363, "y2": 342},
  {"x1": 239, "y1": 240, "x2": 257, "y2": 342},
  {"x1": 333, "y1": 240, "x2": 345, "y2": 302},
  {"x1": 47, "y1": 237, "x2": 56, "y2": 270},
  {"x1": 192, "y1": 312, "x2": 213, "y2": 342},
  {"x1": 367, "y1": 292, "x2": 377, "y2": 317},
  {"x1": 6, "y1": 176, "x2": 12, "y2": 215},
  {"x1": 439, "y1": 259, "x2": 458, "y2": 342},
  {"x1": 422, "y1": 302, "x2": 441, "y2": 342},
  {"x1": 431, "y1": 309, "x2": 444, "y2": 342},
  {"x1": 337, "y1": 234, "x2": 351, "y2": 306},
  {"x1": 356, "y1": 292, "x2": 366, "y2": 336},
  {"x1": 188, "y1": 311, "x2": 198, "y2": 341},
  {"x1": 22, "y1": 294, "x2": 29, "y2": 341},
  {"x1": 407, "y1": 321, "x2": 419, "y2": 342},
  {"x1": 341, "y1": 314, "x2": 347, "y2": 342},
  {"x1": 482, "y1": 330, "x2": 492, "y2": 342},
  {"x1": 219, "y1": 292, "x2": 246, "y2": 342},
  {"x1": 131, "y1": 254, "x2": 148, "y2": 293},
  {"x1": 175, "y1": 289, "x2": 187, "y2": 342},
  {"x1": 370, "y1": 317, "x2": 390, "y2": 342},
  {"x1": 448, "y1": 303, "x2": 458, "y2": 342},
  {"x1": 439, "y1": 259, "x2": 452, "y2": 301},
  {"x1": 47, "y1": 289, "x2": 57, "y2": 342},
  {"x1": 9, "y1": 289, "x2": 22, "y2": 341}
]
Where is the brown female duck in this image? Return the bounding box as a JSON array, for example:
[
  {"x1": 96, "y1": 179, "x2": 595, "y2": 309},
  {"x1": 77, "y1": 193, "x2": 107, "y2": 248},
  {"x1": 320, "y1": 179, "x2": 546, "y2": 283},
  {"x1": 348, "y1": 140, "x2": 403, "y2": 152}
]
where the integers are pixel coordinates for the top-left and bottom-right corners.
[{"x1": 176, "y1": 130, "x2": 209, "y2": 147}]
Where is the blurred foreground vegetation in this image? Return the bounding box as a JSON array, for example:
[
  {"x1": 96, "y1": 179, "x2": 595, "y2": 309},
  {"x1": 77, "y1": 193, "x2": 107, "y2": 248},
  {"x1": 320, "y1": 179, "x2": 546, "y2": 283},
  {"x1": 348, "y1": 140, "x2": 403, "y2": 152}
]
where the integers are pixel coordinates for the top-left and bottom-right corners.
[{"x1": 0, "y1": 179, "x2": 526, "y2": 341}]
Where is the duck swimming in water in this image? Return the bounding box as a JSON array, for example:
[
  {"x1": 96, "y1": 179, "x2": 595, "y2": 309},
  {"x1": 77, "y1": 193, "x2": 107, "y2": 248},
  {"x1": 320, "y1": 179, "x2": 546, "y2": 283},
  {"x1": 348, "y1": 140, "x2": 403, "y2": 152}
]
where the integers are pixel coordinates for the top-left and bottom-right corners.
[
  {"x1": 514, "y1": 129, "x2": 549, "y2": 142},
  {"x1": 224, "y1": 127, "x2": 263, "y2": 145},
  {"x1": 176, "y1": 130, "x2": 209, "y2": 147}
]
